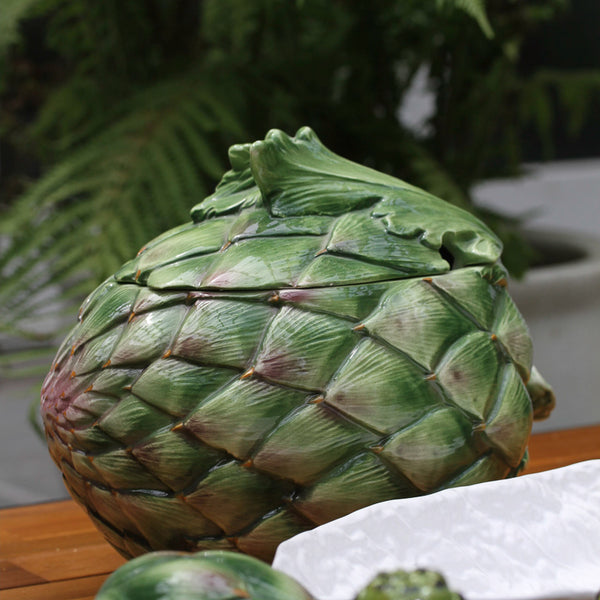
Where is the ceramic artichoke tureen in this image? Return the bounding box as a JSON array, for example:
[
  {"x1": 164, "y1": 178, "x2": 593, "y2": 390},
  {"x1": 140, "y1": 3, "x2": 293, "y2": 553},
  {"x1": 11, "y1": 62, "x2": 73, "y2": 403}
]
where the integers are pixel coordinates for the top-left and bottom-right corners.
[{"x1": 41, "y1": 127, "x2": 554, "y2": 561}]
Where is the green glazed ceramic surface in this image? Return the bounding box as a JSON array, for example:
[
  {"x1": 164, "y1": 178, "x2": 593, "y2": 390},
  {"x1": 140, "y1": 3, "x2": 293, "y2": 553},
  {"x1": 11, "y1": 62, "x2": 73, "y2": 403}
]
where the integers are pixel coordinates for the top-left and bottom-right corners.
[
  {"x1": 41, "y1": 127, "x2": 554, "y2": 562},
  {"x1": 355, "y1": 570, "x2": 463, "y2": 600},
  {"x1": 95, "y1": 550, "x2": 314, "y2": 600},
  {"x1": 95, "y1": 551, "x2": 461, "y2": 600}
]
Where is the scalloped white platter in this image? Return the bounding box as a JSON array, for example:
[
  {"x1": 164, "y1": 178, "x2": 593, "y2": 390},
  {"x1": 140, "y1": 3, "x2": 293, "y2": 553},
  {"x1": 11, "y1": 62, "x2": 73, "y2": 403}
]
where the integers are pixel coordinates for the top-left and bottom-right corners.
[{"x1": 273, "y1": 460, "x2": 600, "y2": 600}]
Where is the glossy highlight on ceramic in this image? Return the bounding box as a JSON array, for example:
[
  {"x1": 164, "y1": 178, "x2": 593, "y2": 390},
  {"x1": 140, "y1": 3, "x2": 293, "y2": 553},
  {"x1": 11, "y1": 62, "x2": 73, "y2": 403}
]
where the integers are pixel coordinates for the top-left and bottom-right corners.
[
  {"x1": 41, "y1": 127, "x2": 555, "y2": 562},
  {"x1": 95, "y1": 550, "x2": 314, "y2": 600},
  {"x1": 95, "y1": 549, "x2": 462, "y2": 600}
]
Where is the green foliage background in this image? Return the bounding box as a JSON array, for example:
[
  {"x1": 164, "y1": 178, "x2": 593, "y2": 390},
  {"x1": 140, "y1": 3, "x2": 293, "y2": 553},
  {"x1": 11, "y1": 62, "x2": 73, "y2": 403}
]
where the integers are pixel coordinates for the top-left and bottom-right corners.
[{"x1": 1, "y1": 0, "x2": 599, "y2": 386}]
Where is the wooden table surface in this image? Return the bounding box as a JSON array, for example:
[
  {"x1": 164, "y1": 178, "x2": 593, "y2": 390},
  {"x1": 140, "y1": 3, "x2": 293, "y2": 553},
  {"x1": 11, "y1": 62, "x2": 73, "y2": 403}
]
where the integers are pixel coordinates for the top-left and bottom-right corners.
[{"x1": 2, "y1": 424, "x2": 599, "y2": 599}]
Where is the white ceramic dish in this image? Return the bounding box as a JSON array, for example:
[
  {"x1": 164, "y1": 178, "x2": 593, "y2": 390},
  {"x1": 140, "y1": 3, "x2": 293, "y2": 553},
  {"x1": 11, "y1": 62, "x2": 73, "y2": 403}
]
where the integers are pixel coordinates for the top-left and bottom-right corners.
[{"x1": 273, "y1": 460, "x2": 600, "y2": 600}]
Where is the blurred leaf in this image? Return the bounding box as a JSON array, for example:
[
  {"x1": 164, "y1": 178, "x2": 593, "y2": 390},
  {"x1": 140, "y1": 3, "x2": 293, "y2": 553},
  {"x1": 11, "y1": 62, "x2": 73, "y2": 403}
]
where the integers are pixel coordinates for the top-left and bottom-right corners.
[
  {"x1": 0, "y1": 71, "x2": 244, "y2": 344},
  {"x1": 437, "y1": 0, "x2": 494, "y2": 38},
  {"x1": 0, "y1": 0, "x2": 41, "y2": 52}
]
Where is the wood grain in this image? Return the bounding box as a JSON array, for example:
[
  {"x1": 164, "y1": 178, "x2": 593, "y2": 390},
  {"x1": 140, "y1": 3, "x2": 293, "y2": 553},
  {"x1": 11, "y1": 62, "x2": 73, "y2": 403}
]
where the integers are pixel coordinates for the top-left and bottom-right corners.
[
  {"x1": 525, "y1": 423, "x2": 600, "y2": 473},
  {"x1": 0, "y1": 500, "x2": 125, "y2": 593},
  {"x1": 0, "y1": 574, "x2": 109, "y2": 600},
  {"x1": 1, "y1": 424, "x2": 599, "y2": 599}
]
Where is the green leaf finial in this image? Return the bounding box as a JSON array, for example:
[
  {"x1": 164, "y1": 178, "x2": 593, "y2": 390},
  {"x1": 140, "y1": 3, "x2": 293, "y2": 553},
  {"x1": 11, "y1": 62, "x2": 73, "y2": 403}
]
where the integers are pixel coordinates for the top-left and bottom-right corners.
[{"x1": 192, "y1": 127, "x2": 502, "y2": 269}]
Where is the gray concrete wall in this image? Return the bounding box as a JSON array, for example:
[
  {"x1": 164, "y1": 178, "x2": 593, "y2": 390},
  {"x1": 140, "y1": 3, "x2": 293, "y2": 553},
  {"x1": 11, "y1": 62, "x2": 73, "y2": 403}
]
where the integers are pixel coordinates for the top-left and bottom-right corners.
[
  {"x1": 474, "y1": 158, "x2": 600, "y2": 237},
  {"x1": 1, "y1": 377, "x2": 68, "y2": 507}
]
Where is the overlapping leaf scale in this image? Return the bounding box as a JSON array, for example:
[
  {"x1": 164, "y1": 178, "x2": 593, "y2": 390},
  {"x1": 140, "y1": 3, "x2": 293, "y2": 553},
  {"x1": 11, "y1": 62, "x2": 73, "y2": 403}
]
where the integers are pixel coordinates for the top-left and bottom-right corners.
[
  {"x1": 277, "y1": 282, "x2": 393, "y2": 321},
  {"x1": 379, "y1": 406, "x2": 481, "y2": 491},
  {"x1": 83, "y1": 486, "x2": 155, "y2": 549},
  {"x1": 182, "y1": 379, "x2": 307, "y2": 460},
  {"x1": 86, "y1": 449, "x2": 171, "y2": 492},
  {"x1": 326, "y1": 211, "x2": 449, "y2": 276},
  {"x1": 134, "y1": 217, "x2": 233, "y2": 280},
  {"x1": 70, "y1": 326, "x2": 125, "y2": 375},
  {"x1": 295, "y1": 253, "x2": 405, "y2": 287},
  {"x1": 184, "y1": 461, "x2": 289, "y2": 533},
  {"x1": 87, "y1": 368, "x2": 142, "y2": 396},
  {"x1": 361, "y1": 278, "x2": 477, "y2": 371},
  {"x1": 112, "y1": 181, "x2": 489, "y2": 293},
  {"x1": 483, "y1": 363, "x2": 533, "y2": 468},
  {"x1": 131, "y1": 428, "x2": 223, "y2": 491},
  {"x1": 227, "y1": 208, "x2": 330, "y2": 243},
  {"x1": 109, "y1": 305, "x2": 188, "y2": 366},
  {"x1": 73, "y1": 281, "x2": 140, "y2": 349},
  {"x1": 40, "y1": 126, "x2": 534, "y2": 561},
  {"x1": 45, "y1": 426, "x2": 73, "y2": 467},
  {"x1": 442, "y1": 452, "x2": 512, "y2": 489},
  {"x1": 435, "y1": 330, "x2": 501, "y2": 421},
  {"x1": 234, "y1": 508, "x2": 311, "y2": 562},
  {"x1": 171, "y1": 299, "x2": 276, "y2": 369},
  {"x1": 325, "y1": 338, "x2": 441, "y2": 434},
  {"x1": 132, "y1": 358, "x2": 238, "y2": 418},
  {"x1": 69, "y1": 418, "x2": 122, "y2": 454},
  {"x1": 253, "y1": 306, "x2": 358, "y2": 391},
  {"x1": 86, "y1": 510, "x2": 151, "y2": 558},
  {"x1": 114, "y1": 492, "x2": 223, "y2": 550},
  {"x1": 200, "y1": 237, "x2": 324, "y2": 289},
  {"x1": 251, "y1": 403, "x2": 378, "y2": 486},
  {"x1": 294, "y1": 452, "x2": 420, "y2": 525},
  {"x1": 96, "y1": 393, "x2": 173, "y2": 446},
  {"x1": 41, "y1": 252, "x2": 535, "y2": 562}
]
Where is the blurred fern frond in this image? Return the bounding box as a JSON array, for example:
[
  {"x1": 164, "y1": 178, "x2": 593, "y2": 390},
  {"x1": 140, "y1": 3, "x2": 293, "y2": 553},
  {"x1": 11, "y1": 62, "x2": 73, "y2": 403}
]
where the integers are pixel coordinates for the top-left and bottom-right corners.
[
  {"x1": 520, "y1": 69, "x2": 600, "y2": 157},
  {"x1": 437, "y1": 0, "x2": 494, "y2": 38},
  {"x1": 0, "y1": 0, "x2": 42, "y2": 52},
  {"x1": 0, "y1": 72, "x2": 243, "y2": 349}
]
